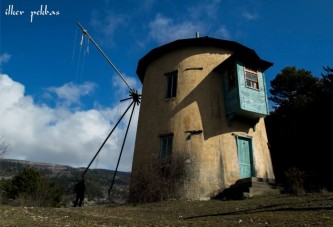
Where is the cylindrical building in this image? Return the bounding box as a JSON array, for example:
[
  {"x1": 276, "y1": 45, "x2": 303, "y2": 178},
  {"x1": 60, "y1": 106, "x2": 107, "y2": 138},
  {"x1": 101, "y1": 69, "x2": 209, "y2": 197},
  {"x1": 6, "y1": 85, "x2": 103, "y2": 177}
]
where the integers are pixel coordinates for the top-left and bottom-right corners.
[{"x1": 130, "y1": 37, "x2": 275, "y2": 201}]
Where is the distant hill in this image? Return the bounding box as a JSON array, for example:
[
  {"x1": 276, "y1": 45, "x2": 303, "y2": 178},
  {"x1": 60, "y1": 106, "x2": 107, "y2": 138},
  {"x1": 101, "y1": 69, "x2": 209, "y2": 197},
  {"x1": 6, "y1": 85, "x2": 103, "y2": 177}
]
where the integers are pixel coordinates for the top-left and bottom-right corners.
[{"x1": 0, "y1": 159, "x2": 131, "y2": 205}]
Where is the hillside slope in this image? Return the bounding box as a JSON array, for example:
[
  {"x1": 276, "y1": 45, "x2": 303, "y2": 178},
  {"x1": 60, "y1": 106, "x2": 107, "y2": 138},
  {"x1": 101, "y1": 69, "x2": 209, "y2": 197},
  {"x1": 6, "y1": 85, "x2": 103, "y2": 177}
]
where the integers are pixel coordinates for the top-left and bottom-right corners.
[{"x1": 0, "y1": 159, "x2": 131, "y2": 205}]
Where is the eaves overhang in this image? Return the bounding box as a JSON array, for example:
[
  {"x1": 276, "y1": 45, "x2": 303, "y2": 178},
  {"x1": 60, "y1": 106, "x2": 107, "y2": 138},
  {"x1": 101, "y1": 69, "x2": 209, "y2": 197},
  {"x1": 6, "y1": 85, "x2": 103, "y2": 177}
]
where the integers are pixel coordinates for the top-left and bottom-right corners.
[{"x1": 136, "y1": 36, "x2": 273, "y2": 83}]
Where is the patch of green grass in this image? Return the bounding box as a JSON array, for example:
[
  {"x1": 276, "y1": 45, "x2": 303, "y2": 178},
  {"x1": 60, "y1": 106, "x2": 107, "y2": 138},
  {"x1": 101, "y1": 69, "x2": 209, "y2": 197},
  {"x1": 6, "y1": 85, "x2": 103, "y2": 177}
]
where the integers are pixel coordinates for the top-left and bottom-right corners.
[{"x1": 1, "y1": 193, "x2": 333, "y2": 226}]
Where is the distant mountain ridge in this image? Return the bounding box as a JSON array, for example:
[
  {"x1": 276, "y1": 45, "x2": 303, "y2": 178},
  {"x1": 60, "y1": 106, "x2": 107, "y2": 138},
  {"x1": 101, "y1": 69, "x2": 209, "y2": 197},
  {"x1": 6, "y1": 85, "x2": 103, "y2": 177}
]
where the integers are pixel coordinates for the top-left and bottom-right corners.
[
  {"x1": 0, "y1": 159, "x2": 131, "y2": 205},
  {"x1": 1, "y1": 158, "x2": 73, "y2": 168}
]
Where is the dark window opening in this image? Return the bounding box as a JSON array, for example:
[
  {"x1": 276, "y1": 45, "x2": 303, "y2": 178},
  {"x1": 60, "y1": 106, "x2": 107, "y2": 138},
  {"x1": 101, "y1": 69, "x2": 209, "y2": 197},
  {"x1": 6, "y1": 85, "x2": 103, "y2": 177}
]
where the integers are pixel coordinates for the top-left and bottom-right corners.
[
  {"x1": 159, "y1": 134, "x2": 173, "y2": 163},
  {"x1": 165, "y1": 71, "x2": 177, "y2": 98},
  {"x1": 227, "y1": 67, "x2": 237, "y2": 90}
]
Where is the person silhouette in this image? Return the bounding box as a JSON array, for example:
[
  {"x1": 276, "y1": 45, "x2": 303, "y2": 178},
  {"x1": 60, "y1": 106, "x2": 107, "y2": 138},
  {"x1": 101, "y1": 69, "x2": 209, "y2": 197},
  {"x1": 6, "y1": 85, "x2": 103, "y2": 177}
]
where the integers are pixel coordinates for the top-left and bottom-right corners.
[{"x1": 73, "y1": 178, "x2": 86, "y2": 207}]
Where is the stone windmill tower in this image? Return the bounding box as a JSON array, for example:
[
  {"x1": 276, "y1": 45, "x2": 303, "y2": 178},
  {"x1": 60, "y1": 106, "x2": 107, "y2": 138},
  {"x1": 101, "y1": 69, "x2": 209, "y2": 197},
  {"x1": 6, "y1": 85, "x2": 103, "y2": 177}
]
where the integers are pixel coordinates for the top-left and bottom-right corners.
[{"x1": 129, "y1": 36, "x2": 276, "y2": 201}]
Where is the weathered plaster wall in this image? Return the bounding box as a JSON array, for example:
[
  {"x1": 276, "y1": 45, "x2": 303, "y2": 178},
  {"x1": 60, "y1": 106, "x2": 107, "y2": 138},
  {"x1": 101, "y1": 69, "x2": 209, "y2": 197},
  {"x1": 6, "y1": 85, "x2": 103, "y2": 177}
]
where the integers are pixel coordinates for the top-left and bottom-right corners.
[{"x1": 131, "y1": 46, "x2": 275, "y2": 200}]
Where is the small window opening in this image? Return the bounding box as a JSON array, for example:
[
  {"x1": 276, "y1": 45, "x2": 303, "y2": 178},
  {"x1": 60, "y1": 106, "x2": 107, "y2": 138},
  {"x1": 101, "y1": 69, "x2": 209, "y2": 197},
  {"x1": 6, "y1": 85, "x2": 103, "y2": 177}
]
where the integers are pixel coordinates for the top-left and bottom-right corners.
[
  {"x1": 159, "y1": 134, "x2": 173, "y2": 163},
  {"x1": 227, "y1": 67, "x2": 237, "y2": 90},
  {"x1": 165, "y1": 71, "x2": 177, "y2": 98},
  {"x1": 244, "y1": 67, "x2": 259, "y2": 90}
]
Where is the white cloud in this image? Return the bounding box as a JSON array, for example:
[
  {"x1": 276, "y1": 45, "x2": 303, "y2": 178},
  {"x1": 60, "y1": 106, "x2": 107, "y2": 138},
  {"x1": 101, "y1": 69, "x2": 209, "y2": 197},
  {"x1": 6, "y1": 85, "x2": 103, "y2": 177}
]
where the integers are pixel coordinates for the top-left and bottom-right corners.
[
  {"x1": 149, "y1": 14, "x2": 203, "y2": 44},
  {"x1": 90, "y1": 10, "x2": 128, "y2": 43},
  {"x1": 0, "y1": 74, "x2": 26, "y2": 110},
  {"x1": 46, "y1": 82, "x2": 96, "y2": 107},
  {"x1": 147, "y1": 1, "x2": 223, "y2": 45},
  {"x1": 216, "y1": 26, "x2": 232, "y2": 40},
  {"x1": 187, "y1": 0, "x2": 222, "y2": 20},
  {"x1": 0, "y1": 73, "x2": 139, "y2": 172},
  {"x1": 242, "y1": 10, "x2": 259, "y2": 20},
  {"x1": 112, "y1": 73, "x2": 141, "y2": 98},
  {"x1": 142, "y1": 0, "x2": 156, "y2": 10},
  {"x1": 0, "y1": 53, "x2": 11, "y2": 68}
]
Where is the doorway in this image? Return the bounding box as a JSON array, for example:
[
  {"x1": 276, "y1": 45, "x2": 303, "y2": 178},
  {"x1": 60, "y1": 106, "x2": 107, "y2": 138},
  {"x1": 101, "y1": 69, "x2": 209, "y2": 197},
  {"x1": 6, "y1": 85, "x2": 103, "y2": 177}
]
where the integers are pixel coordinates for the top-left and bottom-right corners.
[{"x1": 237, "y1": 136, "x2": 254, "y2": 178}]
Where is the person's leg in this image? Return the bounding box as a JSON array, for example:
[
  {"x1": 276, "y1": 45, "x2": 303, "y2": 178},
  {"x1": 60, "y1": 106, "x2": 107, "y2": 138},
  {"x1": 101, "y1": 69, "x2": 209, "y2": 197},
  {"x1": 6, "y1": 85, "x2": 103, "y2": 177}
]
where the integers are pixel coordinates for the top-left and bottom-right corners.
[
  {"x1": 78, "y1": 195, "x2": 84, "y2": 207},
  {"x1": 74, "y1": 195, "x2": 79, "y2": 207}
]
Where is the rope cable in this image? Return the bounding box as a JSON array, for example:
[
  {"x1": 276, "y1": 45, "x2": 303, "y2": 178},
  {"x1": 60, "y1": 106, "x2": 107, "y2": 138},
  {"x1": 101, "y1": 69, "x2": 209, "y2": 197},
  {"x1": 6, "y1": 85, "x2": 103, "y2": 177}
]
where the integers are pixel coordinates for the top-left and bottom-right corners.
[
  {"x1": 79, "y1": 37, "x2": 88, "y2": 83},
  {"x1": 94, "y1": 154, "x2": 99, "y2": 169},
  {"x1": 80, "y1": 33, "x2": 84, "y2": 47},
  {"x1": 75, "y1": 38, "x2": 83, "y2": 83},
  {"x1": 71, "y1": 27, "x2": 78, "y2": 63},
  {"x1": 86, "y1": 38, "x2": 90, "y2": 55},
  {"x1": 77, "y1": 22, "x2": 134, "y2": 92}
]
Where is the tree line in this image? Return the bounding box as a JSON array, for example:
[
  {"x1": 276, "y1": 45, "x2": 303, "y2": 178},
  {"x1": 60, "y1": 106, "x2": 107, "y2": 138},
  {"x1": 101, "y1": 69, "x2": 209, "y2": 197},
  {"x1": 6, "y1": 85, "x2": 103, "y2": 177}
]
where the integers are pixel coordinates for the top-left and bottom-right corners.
[{"x1": 265, "y1": 66, "x2": 333, "y2": 193}]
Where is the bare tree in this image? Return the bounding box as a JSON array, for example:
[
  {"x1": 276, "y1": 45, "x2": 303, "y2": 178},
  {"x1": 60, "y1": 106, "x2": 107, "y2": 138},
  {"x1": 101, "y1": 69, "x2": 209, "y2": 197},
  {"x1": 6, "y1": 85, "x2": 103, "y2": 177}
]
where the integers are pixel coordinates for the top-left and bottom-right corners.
[{"x1": 0, "y1": 137, "x2": 11, "y2": 159}]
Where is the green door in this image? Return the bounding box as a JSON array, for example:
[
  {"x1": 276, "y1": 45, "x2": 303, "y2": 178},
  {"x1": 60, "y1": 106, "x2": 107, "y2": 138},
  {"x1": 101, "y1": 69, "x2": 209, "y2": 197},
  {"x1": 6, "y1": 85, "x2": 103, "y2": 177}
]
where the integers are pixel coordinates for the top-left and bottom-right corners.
[{"x1": 237, "y1": 137, "x2": 254, "y2": 178}]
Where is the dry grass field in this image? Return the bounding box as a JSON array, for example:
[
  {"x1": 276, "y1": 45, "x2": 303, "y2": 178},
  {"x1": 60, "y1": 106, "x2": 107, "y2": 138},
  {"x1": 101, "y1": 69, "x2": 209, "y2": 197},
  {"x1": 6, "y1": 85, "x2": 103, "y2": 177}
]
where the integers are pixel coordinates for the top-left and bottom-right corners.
[{"x1": 1, "y1": 192, "x2": 333, "y2": 226}]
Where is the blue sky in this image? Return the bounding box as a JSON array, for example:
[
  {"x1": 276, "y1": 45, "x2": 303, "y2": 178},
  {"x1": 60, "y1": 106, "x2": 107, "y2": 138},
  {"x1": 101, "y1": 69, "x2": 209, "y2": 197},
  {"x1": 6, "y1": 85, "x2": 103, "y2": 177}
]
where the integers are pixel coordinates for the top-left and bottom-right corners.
[{"x1": 1, "y1": 0, "x2": 332, "y2": 171}]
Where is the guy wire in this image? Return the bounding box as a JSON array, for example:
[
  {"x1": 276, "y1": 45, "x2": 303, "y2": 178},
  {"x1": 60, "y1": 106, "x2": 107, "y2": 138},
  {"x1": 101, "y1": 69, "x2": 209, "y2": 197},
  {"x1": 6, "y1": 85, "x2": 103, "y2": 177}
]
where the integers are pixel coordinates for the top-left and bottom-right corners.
[{"x1": 71, "y1": 27, "x2": 78, "y2": 63}]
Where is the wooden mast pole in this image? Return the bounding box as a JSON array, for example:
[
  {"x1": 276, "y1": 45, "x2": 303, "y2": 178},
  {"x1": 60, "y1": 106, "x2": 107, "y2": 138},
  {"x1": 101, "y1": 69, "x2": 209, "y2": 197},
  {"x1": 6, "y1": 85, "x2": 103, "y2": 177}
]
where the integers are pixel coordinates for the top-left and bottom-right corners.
[
  {"x1": 77, "y1": 21, "x2": 134, "y2": 92},
  {"x1": 76, "y1": 23, "x2": 141, "y2": 198}
]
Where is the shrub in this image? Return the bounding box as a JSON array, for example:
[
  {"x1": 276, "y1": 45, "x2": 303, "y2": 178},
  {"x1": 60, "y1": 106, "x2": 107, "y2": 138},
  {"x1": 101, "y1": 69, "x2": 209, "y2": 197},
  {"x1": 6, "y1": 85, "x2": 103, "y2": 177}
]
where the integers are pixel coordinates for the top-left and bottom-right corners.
[
  {"x1": 284, "y1": 167, "x2": 306, "y2": 195},
  {"x1": 1, "y1": 167, "x2": 63, "y2": 207},
  {"x1": 129, "y1": 154, "x2": 187, "y2": 203}
]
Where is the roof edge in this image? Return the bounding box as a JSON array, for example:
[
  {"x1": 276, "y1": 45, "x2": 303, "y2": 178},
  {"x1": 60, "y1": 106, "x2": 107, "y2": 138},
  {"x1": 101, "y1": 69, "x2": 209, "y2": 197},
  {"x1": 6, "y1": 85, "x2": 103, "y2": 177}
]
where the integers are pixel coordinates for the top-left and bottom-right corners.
[{"x1": 137, "y1": 37, "x2": 272, "y2": 82}]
